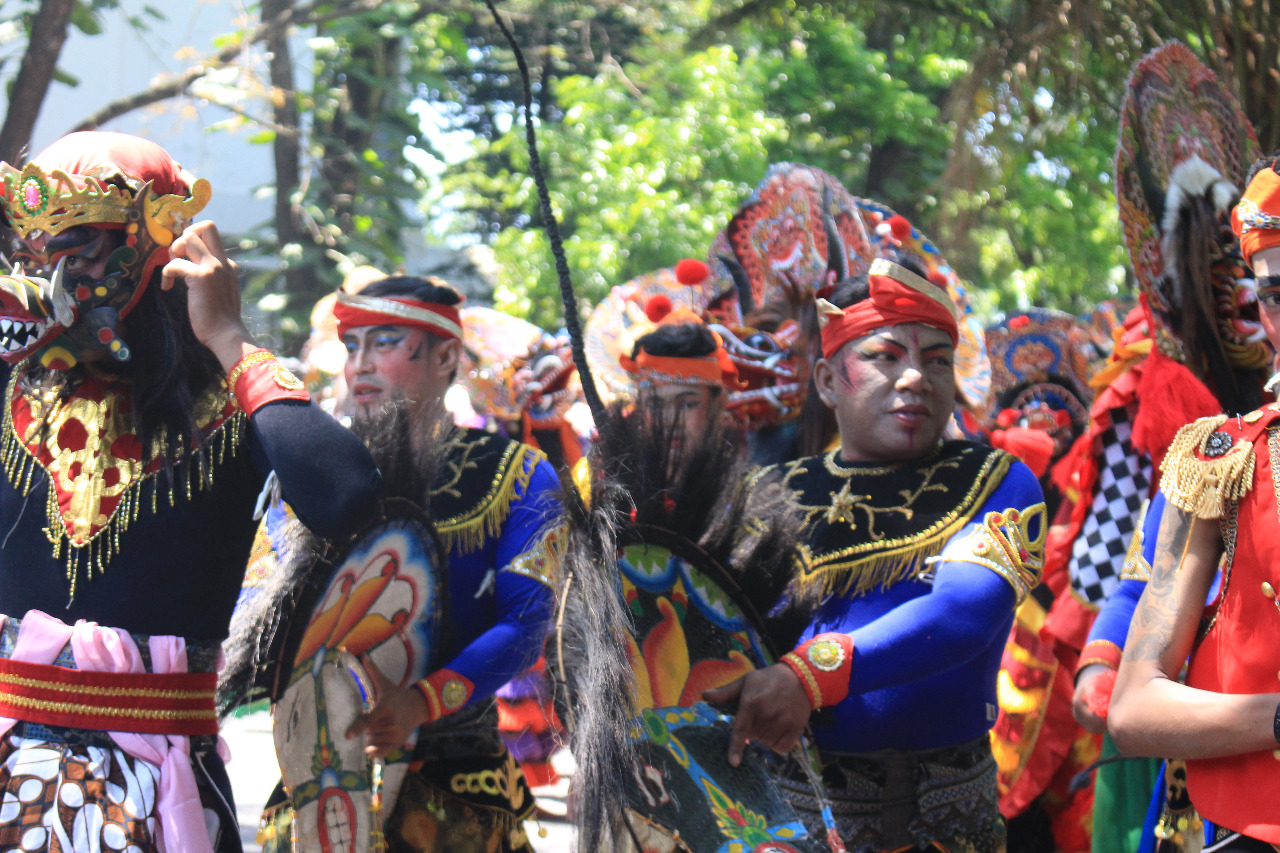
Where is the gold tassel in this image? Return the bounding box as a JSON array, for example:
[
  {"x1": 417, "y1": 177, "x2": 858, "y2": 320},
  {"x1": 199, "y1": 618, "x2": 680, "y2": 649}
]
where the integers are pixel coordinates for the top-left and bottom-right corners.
[
  {"x1": 792, "y1": 452, "x2": 1013, "y2": 600},
  {"x1": 1159, "y1": 416, "x2": 1255, "y2": 520},
  {"x1": 0, "y1": 364, "x2": 248, "y2": 597}
]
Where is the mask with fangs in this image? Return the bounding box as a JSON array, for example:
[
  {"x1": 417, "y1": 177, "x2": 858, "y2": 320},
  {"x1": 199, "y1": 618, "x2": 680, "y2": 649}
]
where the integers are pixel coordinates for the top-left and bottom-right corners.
[{"x1": 0, "y1": 131, "x2": 212, "y2": 371}]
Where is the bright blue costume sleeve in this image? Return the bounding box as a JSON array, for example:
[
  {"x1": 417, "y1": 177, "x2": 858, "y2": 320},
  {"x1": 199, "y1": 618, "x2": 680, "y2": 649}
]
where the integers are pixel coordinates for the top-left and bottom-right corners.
[
  {"x1": 435, "y1": 457, "x2": 562, "y2": 708},
  {"x1": 803, "y1": 460, "x2": 1046, "y2": 751},
  {"x1": 1086, "y1": 491, "x2": 1163, "y2": 654},
  {"x1": 843, "y1": 461, "x2": 1040, "y2": 693}
]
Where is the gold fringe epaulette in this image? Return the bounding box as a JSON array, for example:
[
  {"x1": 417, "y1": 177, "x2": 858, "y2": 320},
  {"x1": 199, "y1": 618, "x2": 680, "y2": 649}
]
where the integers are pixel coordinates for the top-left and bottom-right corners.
[
  {"x1": 431, "y1": 431, "x2": 543, "y2": 556},
  {"x1": 1159, "y1": 415, "x2": 1256, "y2": 520}
]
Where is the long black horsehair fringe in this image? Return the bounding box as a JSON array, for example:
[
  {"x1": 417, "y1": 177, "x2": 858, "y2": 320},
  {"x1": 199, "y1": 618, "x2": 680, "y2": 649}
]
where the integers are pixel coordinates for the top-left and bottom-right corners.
[
  {"x1": 553, "y1": 400, "x2": 807, "y2": 848},
  {"x1": 551, "y1": 442, "x2": 634, "y2": 852},
  {"x1": 482, "y1": 0, "x2": 608, "y2": 427},
  {"x1": 218, "y1": 401, "x2": 449, "y2": 716}
]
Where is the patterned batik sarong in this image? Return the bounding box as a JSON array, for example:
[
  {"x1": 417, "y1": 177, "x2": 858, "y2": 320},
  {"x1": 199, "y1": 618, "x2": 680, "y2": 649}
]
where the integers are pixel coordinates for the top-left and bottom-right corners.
[
  {"x1": 0, "y1": 725, "x2": 238, "y2": 853},
  {"x1": 773, "y1": 736, "x2": 1005, "y2": 853},
  {"x1": 0, "y1": 617, "x2": 237, "y2": 853}
]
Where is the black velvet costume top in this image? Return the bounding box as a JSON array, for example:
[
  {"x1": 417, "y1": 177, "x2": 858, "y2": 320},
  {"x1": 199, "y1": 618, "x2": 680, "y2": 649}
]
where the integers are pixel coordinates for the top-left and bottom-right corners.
[{"x1": 0, "y1": 361, "x2": 381, "y2": 641}]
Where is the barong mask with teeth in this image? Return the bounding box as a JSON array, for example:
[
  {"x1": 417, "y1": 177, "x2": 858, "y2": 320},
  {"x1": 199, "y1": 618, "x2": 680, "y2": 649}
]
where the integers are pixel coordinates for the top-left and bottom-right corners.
[
  {"x1": 0, "y1": 132, "x2": 211, "y2": 370},
  {"x1": 510, "y1": 333, "x2": 578, "y2": 426}
]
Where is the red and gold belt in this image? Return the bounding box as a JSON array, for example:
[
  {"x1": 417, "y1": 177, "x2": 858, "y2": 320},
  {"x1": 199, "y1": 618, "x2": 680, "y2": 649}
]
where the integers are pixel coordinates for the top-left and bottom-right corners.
[{"x1": 0, "y1": 657, "x2": 217, "y2": 736}]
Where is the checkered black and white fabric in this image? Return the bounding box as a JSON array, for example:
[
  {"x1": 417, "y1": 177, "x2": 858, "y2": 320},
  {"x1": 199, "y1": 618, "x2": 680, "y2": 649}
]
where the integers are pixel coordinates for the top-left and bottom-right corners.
[{"x1": 1068, "y1": 406, "x2": 1152, "y2": 605}]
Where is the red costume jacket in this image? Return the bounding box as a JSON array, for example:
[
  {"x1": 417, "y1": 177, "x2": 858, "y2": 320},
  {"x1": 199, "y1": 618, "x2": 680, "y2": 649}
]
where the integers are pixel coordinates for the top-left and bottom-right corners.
[{"x1": 1162, "y1": 406, "x2": 1280, "y2": 842}]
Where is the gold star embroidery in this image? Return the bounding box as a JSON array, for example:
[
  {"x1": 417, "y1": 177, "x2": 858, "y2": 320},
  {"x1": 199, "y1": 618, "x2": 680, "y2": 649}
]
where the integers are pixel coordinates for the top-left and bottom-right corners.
[{"x1": 826, "y1": 481, "x2": 867, "y2": 527}]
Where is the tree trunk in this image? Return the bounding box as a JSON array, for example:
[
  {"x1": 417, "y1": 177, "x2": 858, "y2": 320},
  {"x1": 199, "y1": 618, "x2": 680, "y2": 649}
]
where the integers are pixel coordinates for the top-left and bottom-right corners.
[
  {"x1": 0, "y1": 0, "x2": 77, "y2": 163},
  {"x1": 263, "y1": 0, "x2": 311, "y2": 325}
]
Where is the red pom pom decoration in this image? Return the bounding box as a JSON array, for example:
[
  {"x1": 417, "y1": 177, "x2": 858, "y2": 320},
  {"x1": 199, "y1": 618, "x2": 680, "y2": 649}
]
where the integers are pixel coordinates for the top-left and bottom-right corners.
[
  {"x1": 927, "y1": 270, "x2": 950, "y2": 290},
  {"x1": 644, "y1": 294, "x2": 674, "y2": 323},
  {"x1": 674, "y1": 258, "x2": 709, "y2": 285},
  {"x1": 887, "y1": 214, "x2": 913, "y2": 242}
]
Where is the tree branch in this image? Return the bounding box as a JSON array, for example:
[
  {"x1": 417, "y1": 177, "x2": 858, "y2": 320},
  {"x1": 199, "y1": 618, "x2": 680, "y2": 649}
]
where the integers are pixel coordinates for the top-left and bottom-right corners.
[
  {"x1": 0, "y1": 0, "x2": 77, "y2": 162},
  {"x1": 69, "y1": 0, "x2": 449, "y2": 133}
]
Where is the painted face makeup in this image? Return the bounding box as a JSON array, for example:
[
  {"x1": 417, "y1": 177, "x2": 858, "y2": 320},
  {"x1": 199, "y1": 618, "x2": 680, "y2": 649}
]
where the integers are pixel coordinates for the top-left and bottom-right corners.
[
  {"x1": 820, "y1": 322, "x2": 956, "y2": 463},
  {"x1": 342, "y1": 324, "x2": 442, "y2": 413}
]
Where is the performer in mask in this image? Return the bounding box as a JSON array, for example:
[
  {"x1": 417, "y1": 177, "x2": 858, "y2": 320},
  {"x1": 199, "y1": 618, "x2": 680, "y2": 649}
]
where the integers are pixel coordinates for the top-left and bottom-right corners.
[{"x1": 0, "y1": 130, "x2": 381, "y2": 853}]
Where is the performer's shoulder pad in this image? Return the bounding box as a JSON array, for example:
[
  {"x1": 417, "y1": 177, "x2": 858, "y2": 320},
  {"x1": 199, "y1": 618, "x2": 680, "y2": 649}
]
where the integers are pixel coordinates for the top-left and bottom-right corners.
[{"x1": 1159, "y1": 411, "x2": 1266, "y2": 519}]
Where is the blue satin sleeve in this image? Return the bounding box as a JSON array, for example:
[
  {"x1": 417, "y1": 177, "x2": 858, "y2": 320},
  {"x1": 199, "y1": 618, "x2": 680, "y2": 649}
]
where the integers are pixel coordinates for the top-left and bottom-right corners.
[
  {"x1": 1087, "y1": 491, "x2": 1163, "y2": 651},
  {"x1": 805, "y1": 460, "x2": 1045, "y2": 751},
  {"x1": 437, "y1": 458, "x2": 562, "y2": 706},
  {"x1": 841, "y1": 461, "x2": 1040, "y2": 693}
]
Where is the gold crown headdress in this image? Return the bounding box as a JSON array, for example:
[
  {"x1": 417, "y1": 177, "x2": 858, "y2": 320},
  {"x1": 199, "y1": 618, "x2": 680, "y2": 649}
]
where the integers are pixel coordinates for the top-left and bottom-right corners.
[{"x1": 0, "y1": 161, "x2": 211, "y2": 245}]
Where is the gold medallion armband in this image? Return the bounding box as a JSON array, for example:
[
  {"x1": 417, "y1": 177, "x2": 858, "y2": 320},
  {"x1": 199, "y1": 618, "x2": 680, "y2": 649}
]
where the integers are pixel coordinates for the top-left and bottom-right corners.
[
  {"x1": 412, "y1": 668, "x2": 474, "y2": 724},
  {"x1": 1159, "y1": 415, "x2": 1255, "y2": 520},
  {"x1": 780, "y1": 633, "x2": 855, "y2": 710},
  {"x1": 939, "y1": 503, "x2": 1047, "y2": 603},
  {"x1": 226, "y1": 349, "x2": 310, "y2": 415}
]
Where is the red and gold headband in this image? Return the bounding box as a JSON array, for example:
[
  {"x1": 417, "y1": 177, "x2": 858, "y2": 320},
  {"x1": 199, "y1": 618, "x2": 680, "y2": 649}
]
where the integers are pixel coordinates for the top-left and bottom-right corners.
[
  {"x1": 333, "y1": 290, "x2": 463, "y2": 341},
  {"x1": 816, "y1": 258, "x2": 958, "y2": 359},
  {"x1": 1232, "y1": 167, "x2": 1280, "y2": 267}
]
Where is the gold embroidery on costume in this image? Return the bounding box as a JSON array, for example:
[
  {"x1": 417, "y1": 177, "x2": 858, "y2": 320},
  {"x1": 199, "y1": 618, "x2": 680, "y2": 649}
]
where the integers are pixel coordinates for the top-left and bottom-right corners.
[
  {"x1": 815, "y1": 450, "x2": 958, "y2": 538},
  {"x1": 430, "y1": 429, "x2": 542, "y2": 555},
  {"x1": 941, "y1": 503, "x2": 1047, "y2": 603},
  {"x1": 763, "y1": 442, "x2": 1012, "y2": 598},
  {"x1": 1160, "y1": 415, "x2": 1255, "y2": 519},
  {"x1": 0, "y1": 365, "x2": 244, "y2": 595},
  {"x1": 504, "y1": 521, "x2": 566, "y2": 589}
]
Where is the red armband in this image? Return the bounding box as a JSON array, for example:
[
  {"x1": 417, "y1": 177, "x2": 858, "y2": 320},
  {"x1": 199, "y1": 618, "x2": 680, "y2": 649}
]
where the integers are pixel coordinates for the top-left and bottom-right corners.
[
  {"x1": 412, "y1": 669, "x2": 475, "y2": 724},
  {"x1": 226, "y1": 349, "x2": 310, "y2": 415},
  {"x1": 1076, "y1": 639, "x2": 1122, "y2": 676},
  {"x1": 780, "y1": 633, "x2": 854, "y2": 710}
]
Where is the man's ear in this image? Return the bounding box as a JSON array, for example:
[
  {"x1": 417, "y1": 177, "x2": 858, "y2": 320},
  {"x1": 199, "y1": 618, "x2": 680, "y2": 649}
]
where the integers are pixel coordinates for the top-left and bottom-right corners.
[
  {"x1": 813, "y1": 356, "x2": 840, "y2": 408},
  {"x1": 436, "y1": 337, "x2": 462, "y2": 375}
]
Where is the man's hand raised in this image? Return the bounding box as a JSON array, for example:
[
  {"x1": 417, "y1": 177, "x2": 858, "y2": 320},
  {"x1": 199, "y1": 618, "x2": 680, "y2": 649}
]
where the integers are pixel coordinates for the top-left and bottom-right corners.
[
  {"x1": 702, "y1": 663, "x2": 812, "y2": 767},
  {"x1": 344, "y1": 655, "x2": 429, "y2": 758},
  {"x1": 160, "y1": 220, "x2": 255, "y2": 369}
]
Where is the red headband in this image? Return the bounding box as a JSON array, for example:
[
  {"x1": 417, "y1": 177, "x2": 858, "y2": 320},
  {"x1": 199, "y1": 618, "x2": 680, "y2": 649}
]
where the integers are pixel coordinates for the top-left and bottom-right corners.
[
  {"x1": 818, "y1": 258, "x2": 958, "y2": 359},
  {"x1": 333, "y1": 291, "x2": 463, "y2": 341}
]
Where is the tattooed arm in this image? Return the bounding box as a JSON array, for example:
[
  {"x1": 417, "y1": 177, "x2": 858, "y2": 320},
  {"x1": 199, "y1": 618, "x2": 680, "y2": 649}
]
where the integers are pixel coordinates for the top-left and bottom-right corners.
[{"x1": 1109, "y1": 497, "x2": 1280, "y2": 758}]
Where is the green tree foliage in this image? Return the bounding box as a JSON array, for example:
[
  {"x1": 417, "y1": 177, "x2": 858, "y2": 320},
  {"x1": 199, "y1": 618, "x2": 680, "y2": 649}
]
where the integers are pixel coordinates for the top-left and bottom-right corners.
[
  {"x1": 1, "y1": 0, "x2": 1274, "y2": 336},
  {"x1": 238, "y1": 3, "x2": 464, "y2": 343},
  {"x1": 453, "y1": 46, "x2": 784, "y2": 328},
  {"x1": 446, "y1": 1, "x2": 1146, "y2": 327}
]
